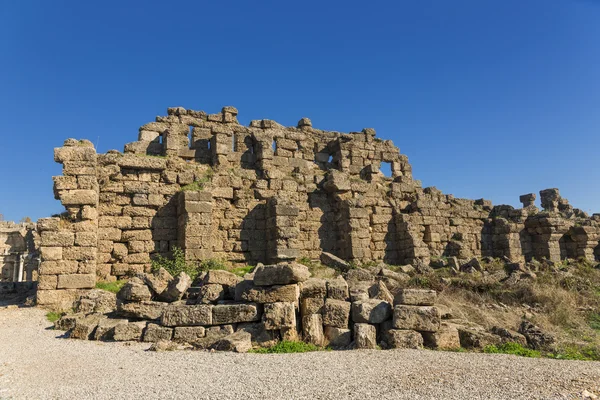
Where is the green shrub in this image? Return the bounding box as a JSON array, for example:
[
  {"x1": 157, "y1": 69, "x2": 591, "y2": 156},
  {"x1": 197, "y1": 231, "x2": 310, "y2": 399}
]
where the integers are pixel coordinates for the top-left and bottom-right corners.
[
  {"x1": 547, "y1": 344, "x2": 600, "y2": 361},
  {"x1": 46, "y1": 312, "x2": 63, "y2": 323},
  {"x1": 590, "y1": 313, "x2": 600, "y2": 331},
  {"x1": 483, "y1": 342, "x2": 541, "y2": 358},
  {"x1": 249, "y1": 341, "x2": 323, "y2": 354},
  {"x1": 151, "y1": 247, "x2": 201, "y2": 280},
  {"x1": 180, "y1": 168, "x2": 214, "y2": 192},
  {"x1": 231, "y1": 265, "x2": 254, "y2": 277},
  {"x1": 95, "y1": 280, "x2": 127, "y2": 294},
  {"x1": 198, "y1": 258, "x2": 228, "y2": 272}
]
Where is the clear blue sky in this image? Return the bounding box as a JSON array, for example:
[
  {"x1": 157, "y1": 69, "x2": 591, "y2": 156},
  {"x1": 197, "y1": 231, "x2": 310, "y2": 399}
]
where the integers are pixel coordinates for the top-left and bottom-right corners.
[{"x1": 1, "y1": 0, "x2": 599, "y2": 222}]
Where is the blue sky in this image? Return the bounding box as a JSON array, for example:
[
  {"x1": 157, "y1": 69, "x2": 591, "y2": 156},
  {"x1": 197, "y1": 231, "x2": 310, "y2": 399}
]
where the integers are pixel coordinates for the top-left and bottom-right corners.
[{"x1": 1, "y1": 0, "x2": 599, "y2": 221}]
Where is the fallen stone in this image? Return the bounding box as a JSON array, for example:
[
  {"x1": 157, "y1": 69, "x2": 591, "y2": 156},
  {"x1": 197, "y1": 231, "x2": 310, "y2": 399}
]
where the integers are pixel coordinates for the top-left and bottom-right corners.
[
  {"x1": 253, "y1": 262, "x2": 310, "y2": 286},
  {"x1": 262, "y1": 302, "x2": 296, "y2": 329},
  {"x1": 70, "y1": 314, "x2": 105, "y2": 340},
  {"x1": 161, "y1": 304, "x2": 213, "y2": 327},
  {"x1": 148, "y1": 340, "x2": 179, "y2": 352},
  {"x1": 236, "y1": 282, "x2": 299, "y2": 304},
  {"x1": 117, "y1": 300, "x2": 167, "y2": 320},
  {"x1": 173, "y1": 326, "x2": 206, "y2": 342},
  {"x1": 196, "y1": 284, "x2": 225, "y2": 304},
  {"x1": 143, "y1": 268, "x2": 173, "y2": 296},
  {"x1": 394, "y1": 289, "x2": 437, "y2": 306},
  {"x1": 368, "y1": 281, "x2": 393, "y2": 304},
  {"x1": 302, "y1": 314, "x2": 325, "y2": 346},
  {"x1": 457, "y1": 327, "x2": 501, "y2": 349},
  {"x1": 344, "y1": 268, "x2": 373, "y2": 282},
  {"x1": 383, "y1": 328, "x2": 423, "y2": 349},
  {"x1": 113, "y1": 321, "x2": 147, "y2": 341},
  {"x1": 299, "y1": 278, "x2": 327, "y2": 299},
  {"x1": 322, "y1": 299, "x2": 351, "y2": 328},
  {"x1": 202, "y1": 270, "x2": 241, "y2": 289},
  {"x1": 352, "y1": 299, "x2": 392, "y2": 324},
  {"x1": 320, "y1": 252, "x2": 350, "y2": 271},
  {"x1": 74, "y1": 289, "x2": 116, "y2": 314},
  {"x1": 212, "y1": 303, "x2": 261, "y2": 325},
  {"x1": 93, "y1": 318, "x2": 123, "y2": 341},
  {"x1": 143, "y1": 323, "x2": 173, "y2": 342},
  {"x1": 491, "y1": 326, "x2": 527, "y2": 347},
  {"x1": 354, "y1": 323, "x2": 377, "y2": 349},
  {"x1": 326, "y1": 276, "x2": 349, "y2": 300},
  {"x1": 392, "y1": 305, "x2": 440, "y2": 332},
  {"x1": 55, "y1": 313, "x2": 85, "y2": 331},
  {"x1": 378, "y1": 268, "x2": 410, "y2": 283},
  {"x1": 160, "y1": 272, "x2": 192, "y2": 303},
  {"x1": 237, "y1": 322, "x2": 279, "y2": 347},
  {"x1": 324, "y1": 326, "x2": 352, "y2": 347},
  {"x1": 117, "y1": 277, "x2": 152, "y2": 303},
  {"x1": 422, "y1": 322, "x2": 461, "y2": 349},
  {"x1": 210, "y1": 331, "x2": 252, "y2": 353},
  {"x1": 519, "y1": 320, "x2": 555, "y2": 350}
]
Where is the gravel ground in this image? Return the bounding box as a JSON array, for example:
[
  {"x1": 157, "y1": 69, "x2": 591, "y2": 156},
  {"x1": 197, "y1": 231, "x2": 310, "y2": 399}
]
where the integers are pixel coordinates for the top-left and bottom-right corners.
[{"x1": 0, "y1": 306, "x2": 599, "y2": 400}]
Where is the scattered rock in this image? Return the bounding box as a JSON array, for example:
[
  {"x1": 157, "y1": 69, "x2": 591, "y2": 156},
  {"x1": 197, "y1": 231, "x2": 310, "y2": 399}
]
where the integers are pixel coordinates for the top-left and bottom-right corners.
[{"x1": 253, "y1": 262, "x2": 310, "y2": 286}]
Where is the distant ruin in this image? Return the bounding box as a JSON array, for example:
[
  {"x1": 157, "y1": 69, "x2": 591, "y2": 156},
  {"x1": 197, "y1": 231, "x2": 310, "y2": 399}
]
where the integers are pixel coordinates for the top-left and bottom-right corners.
[
  {"x1": 0, "y1": 221, "x2": 38, "y2": 283},
  {"x1": 35, "y1": 106, "x2": 600, "y2": 308}
]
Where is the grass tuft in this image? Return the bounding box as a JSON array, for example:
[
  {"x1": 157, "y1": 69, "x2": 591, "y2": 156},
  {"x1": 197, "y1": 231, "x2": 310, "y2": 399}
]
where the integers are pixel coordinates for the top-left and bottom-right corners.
[
  {"x1": 46, "y1": 312, "x2": 63, "y2": 323},
  {"x1": 249, "y1": 341, "x2": 324, "y2": 354},
  {"x1": 231, "y1": 265, "x2": 254, "y2": 277},
  {"x1": 483, "y1": 342, "x2": 541, "y2": 358},
  {"x1": 95, "y1": 280, "x2": 127, "y2": 294}
]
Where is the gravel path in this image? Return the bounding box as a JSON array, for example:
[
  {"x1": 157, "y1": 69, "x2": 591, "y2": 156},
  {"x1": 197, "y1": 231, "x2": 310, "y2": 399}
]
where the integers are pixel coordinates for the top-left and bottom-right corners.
[{"x1": 0, "y1": 306, "x2": 599, "y2": 400}]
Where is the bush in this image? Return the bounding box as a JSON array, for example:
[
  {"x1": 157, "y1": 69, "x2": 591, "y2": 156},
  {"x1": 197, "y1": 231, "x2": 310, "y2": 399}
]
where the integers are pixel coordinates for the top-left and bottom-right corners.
[
  {"x1": 95, "y1": 280, "x2": 127, "y2": 294},
  {"x1": 230, "y1": 265, "x2": 254, "y2": 277},
  {"x1": 151, "y1": 247, "x2": 200, "y2": 280},
  {"x1": 198, "y1": 258, "x2": 228, "y2": 272},
  {"x1": 483, "y1": 342, "x2": 541, "y2": 358},
  {"x1": 547, "y1": 344, "x2": 600, "y2": 361},
  {"x1": 249, "y1": 341, "x2": 323, "y2": 354}
]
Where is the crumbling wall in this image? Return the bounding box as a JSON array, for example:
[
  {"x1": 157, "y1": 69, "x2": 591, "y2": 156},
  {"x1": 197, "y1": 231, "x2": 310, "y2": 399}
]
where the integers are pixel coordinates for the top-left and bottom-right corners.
[
  {"x1": 0, "y1": 221, "x2": 38, "y2": 282},
  {"x1": 37, "y1": 106, "x2": 600, "y2": 308}
]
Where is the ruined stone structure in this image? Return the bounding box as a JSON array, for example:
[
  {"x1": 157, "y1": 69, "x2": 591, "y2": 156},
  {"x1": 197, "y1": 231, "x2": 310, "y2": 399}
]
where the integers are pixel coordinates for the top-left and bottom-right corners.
[
  {"x1": 0, "y1": 221, "x2": 38, "y2": 282},
  {"x1": 36, "y1": 106, "x2": 600, "y2": 308}
]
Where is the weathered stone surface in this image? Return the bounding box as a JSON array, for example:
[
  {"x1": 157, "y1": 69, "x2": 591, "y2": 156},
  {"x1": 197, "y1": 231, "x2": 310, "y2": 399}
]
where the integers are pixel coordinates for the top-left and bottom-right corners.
[
  {"x1": 354, "y1": 323, "x2": 377, "y2": 349},
  {"x1": 74, "y1": 289, "x2": 116, "y2": 314},
  {"x1": 210, "y1": 331, "x2": 252, "y2": 353},
  {"x1": 173, "y1": 326, "x2": 206, "y2": 342},
  {"x1": 236, "y1": 283, "x2": 299, "y2": 304},
  {"x1": 322, "y1": 299, "x2": 351, "y2": 328},
  {"x1": 299, "y1": 278, "x2": 327, "y2": 299},
  {"x1": 161, "y1": 304, "x2": 213, "y2": 327},
  {"x1": 368, "y1": 281, "x2": 393, "y2": 304},
  {"x1": 113, "y1": 321, "x2": 147, "y2": 341},
  {"x1": 143, "y1": 268, "x2": 173, "y2": 296},
  {"x1": 422, "y1": 322, "x2": 461, "y2": 349},
  {"x1": 55, "y1": 313, "x2": 85, "y2": 331},
  {"x1": 301, "y1": 297, "x2": 324, "y2": 317},
  {"x1": 160, "y1": 272, "x2": 192, "y2": 303},
  {"x1": 203, "y1": 270, "x2": 240, "y2": 288},
  {"x1": 236, "y1": 322, "x2": 279, "y2": 347},
  {"x1": 392, "y1": 305, "x2": 440, "y2": 332},
  {"x1": 143, "y1": 323, "x2": 173, "y2": 342},
  {"x1": 383, "y1": 328, "x2": 424, "y2": 349},
  {"x1": 324, "y1": 326, "x2": 352, "y2": 347},
  {"x1": 212, "y1": 303, "x2": 260, "y2": 325},
  {"x1": 326, "y1": 276, "x2": 349, "y2": 300},
  {"x1": 519, "y1": 320, "x2": 555, "y2": 350},
  {"x1": 352, "y1": 299, "x2": 392, "y2": 324},
  {"x1": 57, "y1": 274, "x2": 96, "y2": 289},
  {"x1": 302, "y1": 314, "x2": 325, "y2": 346},
  {"x1": 320, "y1": 252, "x2": 350, "y2": 271},
  {"x1": 93, "y1": 318, "x2": 123, "y2": 341},
  {"x1": 262, "y1": 302, "x2": 296, "y2": 329},
  {"x1": 117, "y1": 277, "x2": 152, "y2": 303},
  {"x1": 196, "y1": 284, "x2": 225, "y2": 304},
  {"x1": 394, "y1": 289, "x2": 437, "y2": 306},
  {"x1": 70, "y1": 314, "x2": 104, "y2": 339},
  {"x1": 345, "y1": 268, "x2": 373, "y2": 282},
  {"x1": 457, "y1": 327, "x2": 501, "y2": 349},
  {"x1": 253, "y1": 262, "x2": 310, "y2": 286},
  {"x1": 117, "y1": 300, "x2": 167, "y2": 320}
]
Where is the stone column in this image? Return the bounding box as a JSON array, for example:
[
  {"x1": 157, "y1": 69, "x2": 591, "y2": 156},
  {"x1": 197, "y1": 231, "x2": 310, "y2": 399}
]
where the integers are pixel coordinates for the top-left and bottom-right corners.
[
  {"x1": 338, "y1": 200, "x2": 371, "y2": 262},
  {"x1": 178, "y1": 191, "x2": 213, "y2": 261},
  {"x1": 37, "y1": 139, "x2": 99, "y2": 311}
]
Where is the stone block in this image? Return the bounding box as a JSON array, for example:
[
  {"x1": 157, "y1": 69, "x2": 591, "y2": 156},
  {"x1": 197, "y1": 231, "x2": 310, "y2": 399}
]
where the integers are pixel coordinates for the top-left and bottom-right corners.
[
  {"x1": 394, "y1": 289, "x2": 437, "y2": 306},
  {"x1": 210, "y1": 331, "x2": 252, "y2": 353},
  {"x1": 212, "y1": 303, "x2": 261, "y2": 325},
  {"x1": 161, "y1": 304, "x2": 213, "y2": 327},
  {"x1": 354, "y1": 323, "x2": 377, "y2": 349},
  {"x1": 320, "y1": 252, "x2": 350, "y2": 271},
  {"x1": 262, "y1": 302, "x2": 296, "y2": 329},
  {"x1": 392, "y1": 305, "x2": 440, "y2": 332},
  {"x1": 41, "y1": 247, "x2": 63, "y2": 261},
  {"x1": 236, "y1": 283, "x2": 299, "y2": 304},
  {"x1": 117, "y1": 278, "x2": 152, "y2": 302},
  {"x1": 368, "y1": 281, "x2": 393, "y2": 304},
  {"x1": 70, "y1": 314, "x2": 104, "y2": 340},
  {"x1": 326, "y1": 276, "x2": 349, "y2": 300},
  {"x1": 57, "y1": 274, "x2": 96, "y2": 289},
  {"x1": 324, "y1": 326, "x2": 352, "y2": 347},
  {"x1": 322, "y1": 299, "x2": 351, "y2": 328},
  {"x1": 143, "y1": 323, "x2": 173, "y2": 342},
  {"x1": 301, "y1": 297, "x2": 324, "y2": 317},
  {"x1": 299, "y1": 278, "x2": 327, "y2": 299},
  {"x1": 422, "y1": 323, "x2": 461, "y2": 349},
  {"x1": 60, "y1": 190, "x2": 98, "y2": 206},
  {"x1": 160, "y1": 272, "x2": 192, "y2": 302},
  {"x1": 203, "y1": 270, "x2": 241, "y2": 289},
  {"x1": 253, "y1": 262, "x2": 310, "y2": 286},
  {"x1": 352, "y1": 299, "x2": 392, "y2": 324},
  {"x1": 114, "y1": 321, "x2": 147, "y2": 341},
  {"x1": 196, "y1": 284, "x2": 225, "y2": 304},
  {"x1": 173, "y1": 326, "x2": 206, "y2": 342},
  {"x1": 302, "y1": 314, "x2": 325, "y2": 346},
  {"x1": 94, "y1": 318, "x2": 123, "y2": 341}
]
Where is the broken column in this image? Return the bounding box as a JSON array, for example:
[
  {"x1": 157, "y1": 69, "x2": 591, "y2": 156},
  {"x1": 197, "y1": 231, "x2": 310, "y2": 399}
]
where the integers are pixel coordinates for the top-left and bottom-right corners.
[
  {"x1": 178, "y1": 191, "x2": 213, "y2": 261},
  {"x1": 267, "y1": 197, "x2": 299, "y2": 263}
]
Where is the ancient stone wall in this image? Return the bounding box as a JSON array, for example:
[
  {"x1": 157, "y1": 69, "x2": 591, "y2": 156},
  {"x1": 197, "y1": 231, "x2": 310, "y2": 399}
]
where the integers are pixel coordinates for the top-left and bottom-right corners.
[
  {"x1": 36, "y1": 105, "x2": 600, "y2": 308},
  {"x1": 0, "y1": 221, "x2": 38, "y2": 282}
]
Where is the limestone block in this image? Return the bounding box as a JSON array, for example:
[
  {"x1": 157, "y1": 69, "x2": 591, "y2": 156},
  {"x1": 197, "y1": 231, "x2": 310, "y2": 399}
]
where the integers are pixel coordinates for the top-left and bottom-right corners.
[
  {"x1": 94, "y1": 318, "x2": 122, "y2": 341},
  {"x1": 196, "y1": 284, "x2": 225, "y2": 304},
  {"x1": 60, "y1": 190, "x2": 98, "y2": 206},
  {"x1": 299, "y1": 278, "x2": 327, "y2": 299},
  {"x1": 117, "y1": 278, "x2": 152, "y2": 302},
  {"x1": 383, "y1": 327, "x2": 423, "y2": 349},
  {"x1": 301, "y1": 297, "x2": 324, "y2": 317},
  {"x1": 326, "y1": 276, "x2": 349, "y2": 300},
  {"x1": 203, "y1": 270, "x2": 241, "y2": 289},
  {"x1": 117, "y1": 301, "x2": 167, "y2": 320},
  {"x1": 354, "y1": 323, "x2": 377, "y2": 349},
  {"x1": 36, "y1": 289, "x2": 83, "y2": 311},
  {"x1": 253, "y1": 262, "x2": 310, "y2": 286},
  {"x1": 392, "y1": 305, "x2": 440, "y2": 332},
  {"x1": 457, "y1": 327, "x2": 501, "y2": 349},
  {"x1": 142, "y1": 267, "x2": 173, "y2": 296},
  {"x1": 262, "y1": 302, "x2": 296, "y2": 329},
  {"x1": 39, "y1": 260, "x2": 78, "y2": 275},
  {"x1": 394, "y1": 289, "x2": 436, "y2": 306},
  {"x1": 236, "y1": 282, "x2": 299, "y2": 304},
  {"x1": 324, "y1": 326, "x2": 351, "y2": 347},
  {"x1": 368, "y1": 281, "x2": 394, "y2": 304},
  {"x1": 422, "y1": 322, "x2": 461, "y2": 349},
  {"x1": 57, "y1": 274, "x2": 96, "y2": 289},
  {"x1": 302, "y1": 314, "x2": 325, "y2": 346},
  {"x1": 161, "y1": 304, "x2": 213, "y2": 327},
  {"x1": 173, "y1": 326, "x2": 206, "y2": 342},
  {"x1": 114, "y1": 321, "x2": 147, "y2": 341},
  {"x1": 41, "y1": 231, "x2": 74, "y2": 247},
  {"x1": 210, "y1": 331, "x2": 252, "y2": 353},
  {"x1": 70, "y1": 314, "x2": 105, "y2": 340},
  {"x1": 322, "y1": 299, "x2": 351, "y2": 328},
  {"x1": 212, "y1": 303, "x2": 261, "y2": 325},
  {"x1": 160, "y1": 272, "x2": 192, "y2": 302},
  {"x1": 143, "y1": 324, "x2": 173, "y2": 342},
  {"x1": 41, "y1": 247, "x2": 63, "y2": 261},
  {"x1": 352, "y1": 299, "x2": 392, "y2": 324},
  {"x1": 54, "y1": 146, "x2": 97, "y2": 163},
  {"x1": 38, "y1": 275, "x2": 58, "y2": 290},
  {"x1": 320, "y1": 252, "x2": 350, "y2": 271}
]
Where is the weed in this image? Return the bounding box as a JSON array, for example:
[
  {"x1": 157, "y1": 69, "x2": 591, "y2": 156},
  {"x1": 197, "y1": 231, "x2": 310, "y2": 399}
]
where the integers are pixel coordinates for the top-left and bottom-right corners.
[
  {"x1": 483, "y1": 342, "x2": 541, "y2": 358},
  {"x1": 46, "y1": 312, "x2": 63, "y2": 323},
  {"x1": 198, "y1": 258, "x2": 228, "y2": 272},
  {"x1": 590, "y1": 313, "x2": 600, "y2": 331},
  {"x1": 546, "y1": 344, "x2": 600, "y2": 361},
  {"x1": 231, "y1": 265, "x2": 254, "y2": 277},
  {"x1": 151, "y1": 246, "x2": 201, "y2": 280},
  {"x1": 249, "y1": 341, "x2": 324, "y2": 354},
  {"x1": 180, "y1": 168, "x2": 214, "y2": 192},
  {"x1": 95, "y1": 280, "x2": 127, "y2": 294}
]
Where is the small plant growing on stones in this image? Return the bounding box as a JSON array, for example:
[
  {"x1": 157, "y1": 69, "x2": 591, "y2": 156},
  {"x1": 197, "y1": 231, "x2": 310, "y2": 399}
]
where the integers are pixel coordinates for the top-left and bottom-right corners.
[
  {"x1": 95, "y1": 280, "x2": 127, "y2": 294},
  {"x1": 249, "y1": 341, "x2": 324, "y2": 354},
  {"x1": 483, "y1": 342, "x2": 541, "y2": 358},
  {"x1": 151, "y1": 246, "x2": 201, "y2": 280},
  {"x1": 45, "y1": 312, "x2": 63, "y2": 323}
]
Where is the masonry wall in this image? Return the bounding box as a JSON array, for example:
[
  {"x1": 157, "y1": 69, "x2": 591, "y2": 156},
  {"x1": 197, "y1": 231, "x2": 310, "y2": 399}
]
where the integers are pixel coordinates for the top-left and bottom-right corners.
[{"x1": 36, "y1": 105, "x2": 600, "y2": 308}]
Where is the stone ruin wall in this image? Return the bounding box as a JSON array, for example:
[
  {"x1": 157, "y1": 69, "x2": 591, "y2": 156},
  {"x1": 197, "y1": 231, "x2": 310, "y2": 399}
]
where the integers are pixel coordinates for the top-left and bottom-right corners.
[
  {"x1": 0, "y1": 221, "x2": 38, "y2": 283},
  {"x1": 36, "y1": 106, "x2": 600, "y2": 309}
]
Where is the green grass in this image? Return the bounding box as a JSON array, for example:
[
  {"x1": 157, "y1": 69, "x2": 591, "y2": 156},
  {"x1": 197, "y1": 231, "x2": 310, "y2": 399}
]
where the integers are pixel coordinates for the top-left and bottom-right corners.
[
  {"x1": 546, "y1": 344, "x2": 600, "y2": 361},
  {"x1": 46, "y1": 312, "x2": 63, "y2": 323},
  {"x1": 231, "y1": 265, "x2": 254, "y2": 277},
  {"x1": 589, "y1": 313, "x2": 600, "y2": 331},
  {"x1": 249, "y1": 341, "x2": 324, "y2": 354},
  {"x1": 151, "y1": 246, "x2": 202, "y2": 280},
  {"x1": 180, "y1": 168, "x2": 214, "y2": 192},
  {"x1": 483, "y1": 342, "x2": 541, "y2": 358},
  {"x1": 95, "y1": 280, "x2": 127, "y2": 294}
]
